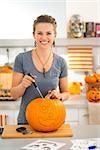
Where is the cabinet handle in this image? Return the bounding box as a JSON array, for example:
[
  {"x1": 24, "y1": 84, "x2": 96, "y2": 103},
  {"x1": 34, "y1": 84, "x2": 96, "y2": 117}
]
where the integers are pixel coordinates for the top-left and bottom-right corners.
[{"x1": 84, "y1": 114, "x2": 89, "y2": 117}]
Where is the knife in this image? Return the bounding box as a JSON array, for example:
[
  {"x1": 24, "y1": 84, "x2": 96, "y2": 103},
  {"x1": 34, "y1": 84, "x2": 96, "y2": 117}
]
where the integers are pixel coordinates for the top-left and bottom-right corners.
[{"x1": 28, "y1": 73, "x2": 44, "y2": 98}]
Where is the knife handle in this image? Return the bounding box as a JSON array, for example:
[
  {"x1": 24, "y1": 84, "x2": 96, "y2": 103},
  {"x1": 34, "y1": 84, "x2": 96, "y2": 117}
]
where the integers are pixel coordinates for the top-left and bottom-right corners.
[{"x1": 27, "y1": 73, "x2": 37, "y2": 88}]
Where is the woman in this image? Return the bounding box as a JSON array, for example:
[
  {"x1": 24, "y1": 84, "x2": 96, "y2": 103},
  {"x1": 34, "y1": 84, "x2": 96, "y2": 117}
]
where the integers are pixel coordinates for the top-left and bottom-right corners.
[{"x1": 11, "y1": 15, "x2": 69, "y2": 124}]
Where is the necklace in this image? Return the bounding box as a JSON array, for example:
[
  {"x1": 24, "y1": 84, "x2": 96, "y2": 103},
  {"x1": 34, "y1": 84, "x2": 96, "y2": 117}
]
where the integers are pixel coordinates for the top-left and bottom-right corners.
[{"x1": 35, "y1": 49, "x2": 52, "y2": 77}]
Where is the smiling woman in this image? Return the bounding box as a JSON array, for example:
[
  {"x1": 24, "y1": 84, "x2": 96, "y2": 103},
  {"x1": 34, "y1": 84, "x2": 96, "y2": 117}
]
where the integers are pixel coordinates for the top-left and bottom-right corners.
[{"x1": 11, "y1": 14, "x2": 69, "y2": 125}]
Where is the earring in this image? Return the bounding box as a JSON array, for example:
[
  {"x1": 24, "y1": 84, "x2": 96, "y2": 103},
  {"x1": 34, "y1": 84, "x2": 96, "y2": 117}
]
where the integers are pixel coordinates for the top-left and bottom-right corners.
[
  {"x1": 53, "y1": 41, "x2": 55, "y2": 47},
  {"x1": 34, "y1": 41, "x2": 36, "y2": 47}
]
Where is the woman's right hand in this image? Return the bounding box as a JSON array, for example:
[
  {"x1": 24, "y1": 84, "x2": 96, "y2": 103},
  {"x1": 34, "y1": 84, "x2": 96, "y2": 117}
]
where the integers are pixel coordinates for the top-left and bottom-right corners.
[{"x1": 21, "y1": 74, "x2": 37, "y2": 88}]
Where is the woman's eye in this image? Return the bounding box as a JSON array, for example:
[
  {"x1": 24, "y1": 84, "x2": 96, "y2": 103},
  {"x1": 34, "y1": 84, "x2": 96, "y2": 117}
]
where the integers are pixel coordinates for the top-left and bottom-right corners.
[
  {"x1": 47, "y1": 32, "x2": 52, "y2": 35},
  {"x1": 37, "y1": 32, "x2": 52, "y2": 35},
  {"x1": 37, "y1": 32, "x2": 42, "y2": 35}
]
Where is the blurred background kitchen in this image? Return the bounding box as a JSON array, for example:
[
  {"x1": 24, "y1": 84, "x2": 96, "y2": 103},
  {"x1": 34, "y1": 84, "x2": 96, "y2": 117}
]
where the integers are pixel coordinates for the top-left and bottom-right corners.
[{"x1": 0, "y1": 0, "x2": 100, "y2": 126}]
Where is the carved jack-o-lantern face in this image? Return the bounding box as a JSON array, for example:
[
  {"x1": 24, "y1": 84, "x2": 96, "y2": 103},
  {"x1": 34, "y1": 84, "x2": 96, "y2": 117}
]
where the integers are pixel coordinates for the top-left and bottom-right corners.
[
  {"x1": 95, "y1": 91, "x2": 100, "y2": 102},
  {"x1": 87, "y1": 90, "x2": 100, "y2": 102},
  {"x1": 87, "y1": 90, "x2": 96, "y2": 102},
  {"x1": 38, "y1": 101, "x2": 59, "y2": 127},
  {"x1": 69, "y1": 14, "x2": 84, "y2": 38},
  {"x1": 26, "y1": 98, "x2": 66, "y2": 132}
]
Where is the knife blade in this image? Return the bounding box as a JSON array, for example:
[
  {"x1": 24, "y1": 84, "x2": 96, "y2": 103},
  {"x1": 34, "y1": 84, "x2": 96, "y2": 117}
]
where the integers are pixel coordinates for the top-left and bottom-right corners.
[{"x1": 28, "y1": 73, "x2": 44, "y2": 98}]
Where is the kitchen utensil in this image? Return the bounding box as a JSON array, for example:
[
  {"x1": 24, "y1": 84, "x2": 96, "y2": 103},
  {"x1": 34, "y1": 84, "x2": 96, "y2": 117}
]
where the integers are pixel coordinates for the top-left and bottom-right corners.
[
  {"x1": 28, "y1": 73, "x2": 43, "y2": 98},
  {"x1": 16, "y1": 127, "x2": 33, "y2": 135},
  {"x1": 5, "y1": 48, "x2": 13, "y2": 68}
]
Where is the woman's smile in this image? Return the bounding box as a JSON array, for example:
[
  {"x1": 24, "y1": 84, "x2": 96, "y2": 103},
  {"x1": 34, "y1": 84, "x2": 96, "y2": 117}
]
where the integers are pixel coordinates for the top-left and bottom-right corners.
[{"x1": 40, "y1": 40, "x2": 49, "y2": 45}]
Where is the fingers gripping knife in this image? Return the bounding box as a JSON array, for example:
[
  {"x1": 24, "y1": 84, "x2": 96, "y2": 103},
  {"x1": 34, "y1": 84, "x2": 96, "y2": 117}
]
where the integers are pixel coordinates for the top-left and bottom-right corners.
[{"x1": 28, "y1": 73, "x2": 43, "y2": 98}]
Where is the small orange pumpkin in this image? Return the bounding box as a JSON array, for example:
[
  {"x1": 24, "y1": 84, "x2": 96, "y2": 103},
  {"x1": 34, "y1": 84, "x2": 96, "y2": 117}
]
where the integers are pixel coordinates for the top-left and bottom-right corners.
[
  {"x1": 85, "y1": 75, "x2": 96, "y2": 83},
  {"x1": 26, "y1": 98, "x2": 66, "y2": 132},
  {"x1": 0, "y1": 66, "x2": 13, "y2": 73},
  {"x1": 93, "y1": 72, "x2": 100, "y2": 82},
  {"x1": 87, "y1": 90, "x2": 96, "y2": 102},
  {"x1": 87, "y1": 89, "x2": 100, "y2": 103}
]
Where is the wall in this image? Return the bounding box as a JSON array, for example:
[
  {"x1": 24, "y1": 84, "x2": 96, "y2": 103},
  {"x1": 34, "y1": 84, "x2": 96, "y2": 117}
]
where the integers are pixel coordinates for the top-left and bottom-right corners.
[
  {"x1": 66, "y1": 0, "x2": 100, "y2": 21},
  {"x1": 66, "y1": 0, "x2": 100, "y2": 36},
  {"x1": 0, "y1": 0, "x2": 100, "y2": 38},
  {"x1": 0, "y1": 0, "x2": 66, "y2": 38},
  {"x1": 66, "y1": 0, "x2": 100, "y2": 74}
]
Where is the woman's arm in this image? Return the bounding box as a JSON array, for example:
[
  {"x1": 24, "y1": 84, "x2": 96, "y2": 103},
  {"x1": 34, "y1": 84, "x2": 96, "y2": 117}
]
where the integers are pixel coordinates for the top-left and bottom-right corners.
[
  {"x1": 59, "y1": 76, "x2": 69, "y2": 101},
  {"x1": 11, "y1": 72, "x2": 35, "y2": 100},
  {"x1": 45, "y1": 77, "x2": 69, "y2": 101}
]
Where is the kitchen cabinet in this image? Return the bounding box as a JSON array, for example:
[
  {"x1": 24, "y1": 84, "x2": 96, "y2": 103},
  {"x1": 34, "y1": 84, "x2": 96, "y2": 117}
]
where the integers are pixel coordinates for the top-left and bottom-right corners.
[
  {"x1": 64, "y1": 94, "x2": 88, "y2": 125},
  {"x1": 65, "y1": 107, "x2": 88, "y2": 125},
  {"x1": 0, "y1": 95, "x2": 88, "y2": 126},
  {"x1": 0, "y1": 101, "x2": 20, "y2": 126},
  {"x1": 78, "y1": 108, "x2": 88, "y2": 125},
  {"x1": 1, "y1": 107, "x2": 88, "y2": 126},
  {"x1": 65, "y1": 108, "x2": 78, "y2": 125},
  {"x1": 0, "y1": 110, "x2": 16, "y2": 125}
]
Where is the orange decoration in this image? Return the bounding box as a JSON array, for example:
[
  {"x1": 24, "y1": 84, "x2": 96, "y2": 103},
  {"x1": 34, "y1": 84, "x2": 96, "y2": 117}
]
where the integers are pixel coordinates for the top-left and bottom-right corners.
[
  {"x1": 87, "y1": 89, "x2": 100, "y2": 103},
  {"x1": 87, "y1": 90, "x2": 96, "y2": 102},
  {"x1": 93, "y1": 72, "x2": 100, "y2": 82},
  {"x1": 0, "y1": 66, "x2": 13, "y2": 73},
  {"x1": 26, "y1": 98, "x2": 66, "y2": 132},
  {"x1": 85, "y1": 75, "x2": 96, "y2": 83}
]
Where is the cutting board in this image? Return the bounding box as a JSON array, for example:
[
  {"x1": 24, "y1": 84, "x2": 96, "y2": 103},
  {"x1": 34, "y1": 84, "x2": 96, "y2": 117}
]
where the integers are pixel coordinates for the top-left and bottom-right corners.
[{"x1": 1, "y1": 124, "x2": 73, "y2": 139}]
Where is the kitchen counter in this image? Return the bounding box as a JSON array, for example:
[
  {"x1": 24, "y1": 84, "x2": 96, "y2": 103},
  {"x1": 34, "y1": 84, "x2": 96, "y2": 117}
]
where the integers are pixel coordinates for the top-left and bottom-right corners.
[
  {"x1": 0, "y1": 125, "x2": 100, "y2": 150},
  {"x1": 0, "y1": 94, "x2": 88, "y2": 125},
  {"x1": 0, "y1": 94, "x2": 88, "y2": 110},
  {"x1": 64, "y1": 94, "x2": 88, "y2": 108}
]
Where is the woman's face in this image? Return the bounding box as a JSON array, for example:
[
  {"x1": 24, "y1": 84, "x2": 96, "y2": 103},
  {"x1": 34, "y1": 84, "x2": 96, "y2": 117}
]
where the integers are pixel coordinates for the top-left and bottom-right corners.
[{"x1": 33, "y1": 23, "x2": 56, "y2": 49}]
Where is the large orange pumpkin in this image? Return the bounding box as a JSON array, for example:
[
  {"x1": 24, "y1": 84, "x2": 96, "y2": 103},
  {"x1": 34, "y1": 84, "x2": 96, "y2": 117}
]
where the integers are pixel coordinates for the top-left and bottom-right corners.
[{"x1": 26, "y1": 98, "x2": 66, "y2": 132}]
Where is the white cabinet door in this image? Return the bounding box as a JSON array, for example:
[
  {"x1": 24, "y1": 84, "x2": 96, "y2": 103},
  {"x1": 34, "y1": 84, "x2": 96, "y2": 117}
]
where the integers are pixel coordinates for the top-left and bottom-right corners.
[
  {"x1": 13, "y1": 110, "x2": 19, "y2": 125},
  {"x1": 79, "y1": 108, "x2": 88, "y2": 124},
  {"x1": 65, "y1": 108, "x2": 78, "y2": 125},
  {"x1": 65, "y1": 108, "x2": 88, "y2": 125},
  {"x1": 0, "y1": 110, "x2": 15, "y2": 125},
  {"x1": 0, "y1": 109, "x2": 19, "y2": 125}
]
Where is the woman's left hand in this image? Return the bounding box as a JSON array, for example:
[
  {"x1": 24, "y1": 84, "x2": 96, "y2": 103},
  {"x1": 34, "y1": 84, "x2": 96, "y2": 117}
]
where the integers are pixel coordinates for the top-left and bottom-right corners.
[{"x1": 45, "y1": 90, "x2": 62, "y2": 100}]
